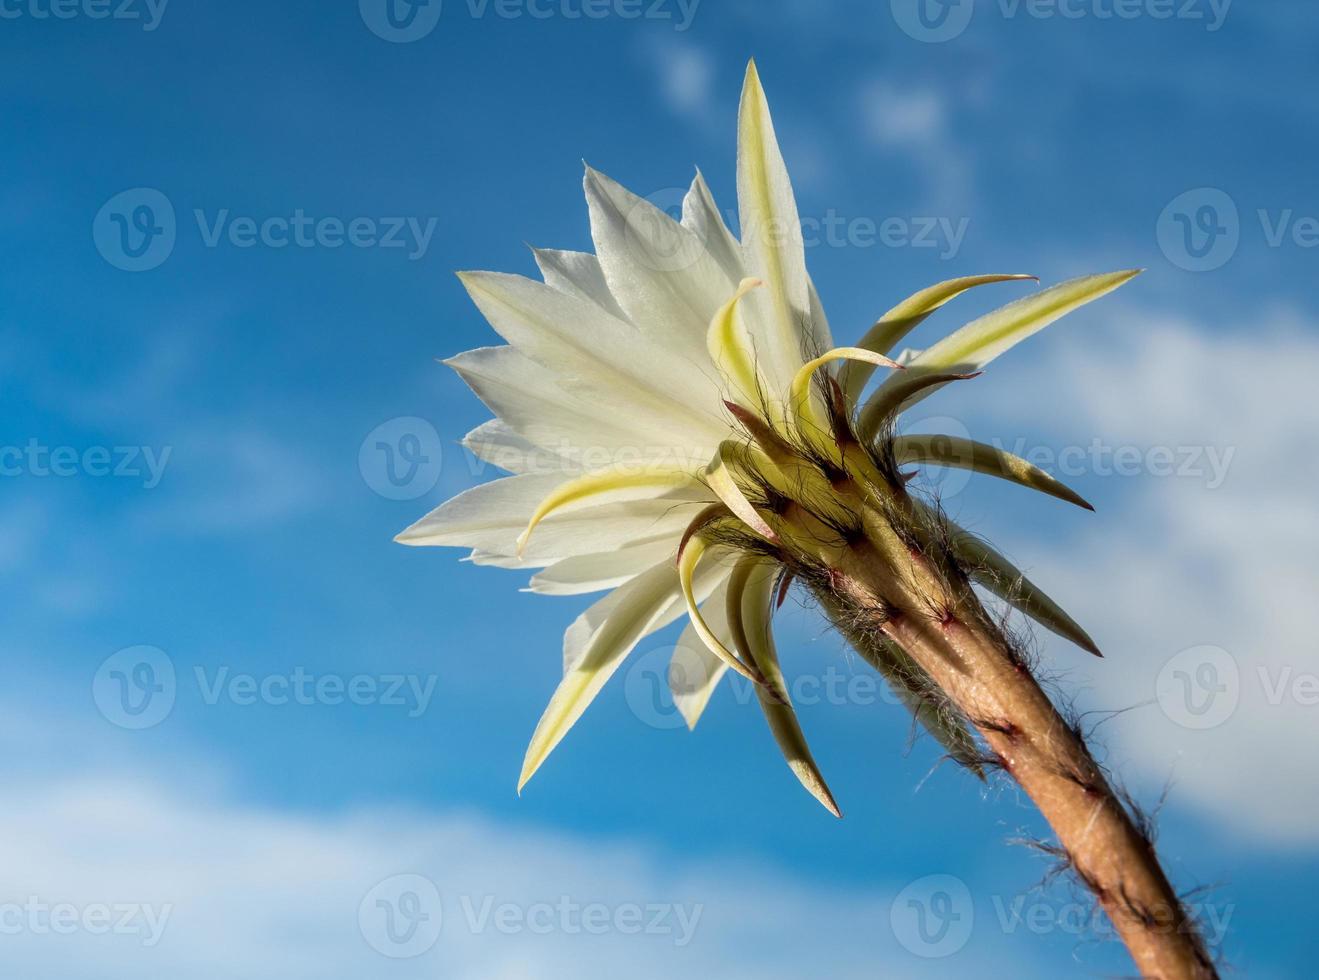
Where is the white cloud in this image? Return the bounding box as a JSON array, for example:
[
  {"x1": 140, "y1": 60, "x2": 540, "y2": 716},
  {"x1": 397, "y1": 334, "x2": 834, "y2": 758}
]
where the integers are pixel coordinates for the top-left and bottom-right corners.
[
  {"x1": 973, "y1": 304, "x2": 1319, "y2": 846},
  {"x1": 861, "y1": 82, "x2": 948, "y2": 148},
  {"x1": 0, "y1": 767, "x2": 1047, "y2": 980},
  {"x1": 641, "y1": 40, "x2": 717, "y2": 130}
]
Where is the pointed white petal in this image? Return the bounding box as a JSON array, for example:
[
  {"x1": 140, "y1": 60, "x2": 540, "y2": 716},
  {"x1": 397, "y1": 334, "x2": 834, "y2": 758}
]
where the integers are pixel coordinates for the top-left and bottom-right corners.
[
  {"x1": 681, "y1": 170, "x2": 745, "y2": 284},
  {"x1": 468, "y1": 549, "x2": 551, "y2": 570},
  {"x1": 448, "y1": 346, "x2": 696, "y2": 464},
  {"x1": 520, "y1": 560, "x2": 687, "y2": 791},
  {"x1": 807, "y1": 275, "x2": 834, "y2": 357},
  {"x1": 458, "y1": 271, "x2": 726, "y2": 449},
  {"x1": 737, "y1": 60, "x2": 811, "y2": 392},
  {"x1": 532, "y1": 247, "x2": 627, "y2": 319},
  {"x1": 583, "y1": 166, "x2": 738, "y2": 353},
  {"x1": 396, "y1": 473, "x2": 708, "y2": 561},
  {"x1": 463, "y1": 420, "x2": 568, "y2": 476}
]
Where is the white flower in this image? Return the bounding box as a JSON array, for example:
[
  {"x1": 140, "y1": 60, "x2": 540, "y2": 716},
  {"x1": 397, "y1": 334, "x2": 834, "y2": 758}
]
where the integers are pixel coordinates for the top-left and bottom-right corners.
[{"x1": 398, "y1": 61, "x2": 1138, "y2": 812}]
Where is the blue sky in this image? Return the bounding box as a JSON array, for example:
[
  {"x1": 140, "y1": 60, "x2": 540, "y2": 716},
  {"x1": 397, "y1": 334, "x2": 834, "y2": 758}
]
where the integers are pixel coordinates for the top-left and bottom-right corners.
[{"x1": 3, "y1": 0, "x2": 1317, "y2": 976}]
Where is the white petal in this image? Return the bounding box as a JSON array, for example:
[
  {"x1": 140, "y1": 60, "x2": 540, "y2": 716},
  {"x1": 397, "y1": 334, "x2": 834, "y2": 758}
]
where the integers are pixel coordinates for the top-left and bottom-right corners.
[
  {"x1": 458, "y1": 271, "x2": 727, "y2": 452},
  {"x1": 532, "y1": 247, "x2": 627, "y2": 320},
  {"x1": 463, "y1": 420, "x2": 568, "y2": 476},
  {"x1": 736, "y1": 60, "x2": 812, "y2": 392},
  {"x1": 527, "y1": 537, "x2": 677, "y2": 596},
  {"x1": 467, "y1": 550, "x2": 550, "y2": 570},
  {"x1": 519, "y1": 557, "x2": 725, "y2": 790},
  {"x1": 681, "y1": 170, "x2": 745, "y2": 284},
  {"x1": 807, "y1": 275, "x2": 834, "y2": 356},
  {"x1": 583, "y1": 166, "x2": 739, "y2": 354},
  {"x1": 449, "y1": 346, "x2": 677, "y2": 462},
  {"x1": 396, "y1": 473, "x2": 708, "y2": 561}
]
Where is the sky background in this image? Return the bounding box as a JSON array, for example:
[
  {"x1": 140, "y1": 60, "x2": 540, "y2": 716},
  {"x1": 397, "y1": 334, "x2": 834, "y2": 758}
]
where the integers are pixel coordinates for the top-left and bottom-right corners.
[{"x1": 3, "y1": 0, "x2": 1317, "y2": 976}]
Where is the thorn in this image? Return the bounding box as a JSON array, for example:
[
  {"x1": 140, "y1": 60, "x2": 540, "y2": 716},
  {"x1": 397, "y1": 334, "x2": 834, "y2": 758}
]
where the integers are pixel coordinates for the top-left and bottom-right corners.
[
  {"x1": 723, "y1": 399, "x2": 754, "y2": 422},
  {"x1": 776, "y1": 571, "x2": 795, "y2": 609}
]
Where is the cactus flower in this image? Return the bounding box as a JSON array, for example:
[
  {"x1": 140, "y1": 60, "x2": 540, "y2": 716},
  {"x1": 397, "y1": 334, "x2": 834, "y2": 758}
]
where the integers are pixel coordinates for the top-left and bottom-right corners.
[{"x1": 399, "y1": 60, "x2": 1217, "y2": 980}]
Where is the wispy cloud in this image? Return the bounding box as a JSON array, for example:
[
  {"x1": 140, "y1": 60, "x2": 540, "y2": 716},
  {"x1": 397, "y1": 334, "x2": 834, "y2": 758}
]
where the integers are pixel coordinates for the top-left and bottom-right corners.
[
  {"x1": 0, "y1": 756, "x2": 1045, "y2": 979},
  {"x1": 857, "y1": 79, "x2": 974, "y2": 213},
  {"x1": 638, "y1": 38, "x2": 720, "y2": 135}
]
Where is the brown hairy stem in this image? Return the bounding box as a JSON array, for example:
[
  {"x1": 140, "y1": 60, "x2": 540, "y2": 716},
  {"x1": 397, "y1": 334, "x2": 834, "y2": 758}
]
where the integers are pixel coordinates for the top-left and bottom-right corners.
[{"x1": 818, "y1": 502, "x2": 1217, "y2": 979}]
